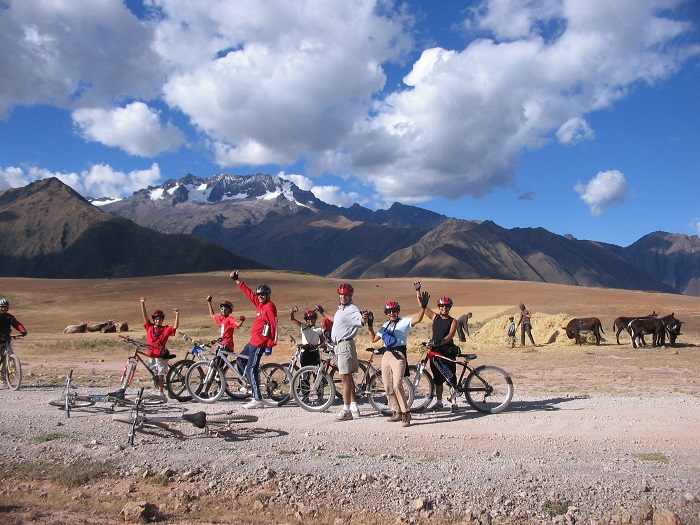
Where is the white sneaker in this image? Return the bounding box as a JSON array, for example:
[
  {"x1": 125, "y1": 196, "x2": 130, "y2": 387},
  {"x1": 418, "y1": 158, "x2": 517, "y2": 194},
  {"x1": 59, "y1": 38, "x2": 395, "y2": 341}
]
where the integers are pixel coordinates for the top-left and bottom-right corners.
[
  {"x1": 335, "y1": 409, "x2": 353, "y2": 421},
  {"x1": 243, "y1": 399, "x2": 266, "y2": 409},
  {"x1": 350, "y1": 406, "x2": 361, "y2": 418}
]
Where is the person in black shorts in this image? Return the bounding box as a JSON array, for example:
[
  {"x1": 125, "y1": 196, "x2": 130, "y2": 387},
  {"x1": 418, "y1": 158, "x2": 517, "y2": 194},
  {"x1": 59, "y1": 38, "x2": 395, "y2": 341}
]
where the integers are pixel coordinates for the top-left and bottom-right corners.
[{"x1": 417, "y1": 280, "x2": 458, "y2": 410}]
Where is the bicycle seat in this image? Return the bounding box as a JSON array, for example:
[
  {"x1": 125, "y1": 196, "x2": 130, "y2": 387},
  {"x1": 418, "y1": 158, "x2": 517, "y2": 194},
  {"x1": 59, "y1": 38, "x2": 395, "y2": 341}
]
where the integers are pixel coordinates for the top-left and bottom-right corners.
[
  {"x1": 463, "y1": 353, "x2": 477, "y2": 361},
  {"x1": 182, "y1": 411, "x2": 207, "y2": 429}
]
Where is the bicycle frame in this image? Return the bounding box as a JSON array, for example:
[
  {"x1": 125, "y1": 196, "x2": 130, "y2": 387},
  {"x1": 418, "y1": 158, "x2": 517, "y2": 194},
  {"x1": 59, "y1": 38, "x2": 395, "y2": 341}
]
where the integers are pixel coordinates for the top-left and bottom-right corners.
[
  {"x1": 118, "y1": 335, "x2": 177, "y2": 391},
  {"x1": 0, "y1": 334, "x2": 23, "y2": 390}
]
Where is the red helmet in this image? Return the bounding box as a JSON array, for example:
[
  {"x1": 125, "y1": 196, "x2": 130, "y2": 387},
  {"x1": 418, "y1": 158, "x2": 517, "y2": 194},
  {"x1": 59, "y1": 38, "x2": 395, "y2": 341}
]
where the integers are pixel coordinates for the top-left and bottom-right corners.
[
  {"x1": 220, "y1": 301, "x2": 234, "y2": 311},
  {"x1": 383, "y1": 301, "x2": 400, "y2": 314},
  {"x1": 437, "y1": 296, "x2": 453, "y2": 307},
  {"x1": 151, "y1": 309, "x2": 165, "y2": 319},
  {"x1": 303, "y1": 310, "x2": 317, "y2": 321},
  {"x1": 337, "y1": 283, "x2": 354, "y2": 295}
]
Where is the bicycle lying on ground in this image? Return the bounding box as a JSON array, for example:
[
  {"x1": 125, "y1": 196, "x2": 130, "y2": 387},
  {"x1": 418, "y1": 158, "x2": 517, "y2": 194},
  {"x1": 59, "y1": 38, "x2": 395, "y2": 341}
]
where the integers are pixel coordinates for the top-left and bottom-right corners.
[
  {"x1": 112, "y1": 387, "x2": 259, "y2": 445},
  {"x1": 49, "y1": 369, "x2": 166, "y2": 417},
  {"x1": 409, "y1": 342, "x2": 514, "y2": 413},
  {"x1": 185, "y1": 342, "x2": 287, "y2": 405},
  {"x1": 0, "y1": 333, "x2": 23, "y2": 390}
]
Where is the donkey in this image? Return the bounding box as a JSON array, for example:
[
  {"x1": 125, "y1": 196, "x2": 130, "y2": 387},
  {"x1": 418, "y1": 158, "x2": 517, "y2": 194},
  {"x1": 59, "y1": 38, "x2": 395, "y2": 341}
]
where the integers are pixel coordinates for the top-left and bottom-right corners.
[
  {"x1": 661, "y1": 313, "x2": 682, "y2": 346},
  {"x1": 564, "y1": 317, "x2": 604, "y2": 345},
  {"x1": 612, "y1": 312, "x2": 657, "y2": 345},
  {"x1": 627, "y1": 317, "x2": 665, "y2": 348}
]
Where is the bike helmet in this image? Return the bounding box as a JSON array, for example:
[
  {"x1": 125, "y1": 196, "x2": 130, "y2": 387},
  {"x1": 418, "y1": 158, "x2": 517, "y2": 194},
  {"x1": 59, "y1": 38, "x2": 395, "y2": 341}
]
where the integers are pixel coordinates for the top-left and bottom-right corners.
[
  {"x1": 303, "y1": 310, "x2": 317, "y2": 321},
  {"x1": 151, "y1": 309, "x2": 165, "y2": 319},
  {"x1": 255, "y1": 284, "x2": 272, "y2": 295},
  {"x1": 220, "y1": 300, "x2": 233, "y2": 311},
  {"x1": 437, "y1": 296, "x2": 453, "y2": 308},
  {"x1": 0, "y1": 298, "x2": 8, "y2": 307},
  {"x1": 337, "y1": 283, "x2": 354, "y2": 295},
  {"x1": 383, "y1": 301, "x2": 400, "y2": 314}
]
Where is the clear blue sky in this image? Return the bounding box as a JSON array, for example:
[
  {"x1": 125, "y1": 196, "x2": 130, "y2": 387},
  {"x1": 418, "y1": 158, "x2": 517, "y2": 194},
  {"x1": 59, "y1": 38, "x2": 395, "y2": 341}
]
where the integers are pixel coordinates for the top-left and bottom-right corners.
[{"x1": 1, "y1": 0, "x2": 699, "y2": 247}]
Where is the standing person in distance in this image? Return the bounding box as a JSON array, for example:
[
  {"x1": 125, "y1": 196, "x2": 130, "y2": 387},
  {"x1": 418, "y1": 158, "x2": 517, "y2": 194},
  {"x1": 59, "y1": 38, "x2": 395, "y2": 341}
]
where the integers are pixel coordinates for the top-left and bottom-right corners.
[
  {"x1": 290, "y1": 307, "x2": 324, "y2": 369},
  {"x1": 316, "y1": 283, "x2": 364, "y2": 421},
  {"x1": 0, "y1": 297, "x2": 27, "y2": 340},
  {"x1": 419, "y1": 280, "x2": 459, "y2": 410},
  {"x1": 138, "y1": 298, "x2": 179, "y2": 398},
  {"x1": 230, "y1": 271, "x2": 277, "y2": 409},
  {"x1": 517, "y1": 303, "x2": 536, "y2": 347},
  {"x1": 206, "y1": 295, "x2": 245, "y2": 353},
  {"x1": 365, "y1": 280, "x2": 429, "y2": 427},
  {"x1": 507, "y1": 315, "x2": 516, "y2": 348}
]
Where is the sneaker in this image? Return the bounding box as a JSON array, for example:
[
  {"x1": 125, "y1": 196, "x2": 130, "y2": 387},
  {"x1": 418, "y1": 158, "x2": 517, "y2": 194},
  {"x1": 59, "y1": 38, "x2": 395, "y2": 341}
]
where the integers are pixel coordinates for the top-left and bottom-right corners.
[
  {"x1": 401, "y1": 412, "x2": 411, "y2": 427},
  {"x1": 335, "y1": 409, "x2": 353, "y2": 421},
  {"x1": 350, "y1": 406, "x2": 361, "y2": 418},
  {"x1": 388, "y1": 411, "x2": 402, "y2": 422},
  {"x1": 243, "y1": 399, "x2": 266, "y2": 409},
  {"x1": 432, "y1": 401, "x2": 444, "y2": 410}
]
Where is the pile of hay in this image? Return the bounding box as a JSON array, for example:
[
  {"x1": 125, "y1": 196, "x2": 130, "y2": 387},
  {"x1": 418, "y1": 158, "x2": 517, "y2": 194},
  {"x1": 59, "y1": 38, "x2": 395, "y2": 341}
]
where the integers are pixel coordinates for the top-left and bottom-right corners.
[{"x1": 467, "y1": 312, "x2": 601, "y2": 349}]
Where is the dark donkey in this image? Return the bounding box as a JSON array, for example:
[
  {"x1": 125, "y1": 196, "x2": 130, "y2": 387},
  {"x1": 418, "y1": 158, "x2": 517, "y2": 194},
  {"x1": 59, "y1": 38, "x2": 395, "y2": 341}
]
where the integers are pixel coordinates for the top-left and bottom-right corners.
[
  {"x1": 627, "y1": 313, "x2": 683, "y2": 349},
  {"x1": 627, "y1": 317, "x2": 665, "y2": 348},
  {"x1": 612, "y1": 312, "x2": 656, "y2": 345},
  {"x1": 564, "y1": 317, "x2": 605, "y2": 345}
]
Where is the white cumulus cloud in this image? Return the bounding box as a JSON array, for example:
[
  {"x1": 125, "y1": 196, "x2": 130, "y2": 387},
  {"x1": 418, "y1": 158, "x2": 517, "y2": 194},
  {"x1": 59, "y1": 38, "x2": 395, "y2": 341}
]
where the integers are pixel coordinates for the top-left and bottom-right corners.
[
  {"x1": 574, "y1": 169, "x2": 628, "y2": 216},
  {"x1": 72, "y1": 102, "x2": 185, "y2": 157},
  {"x1": 556, "y1": 117, "x2": 595, "y2": 145},
  {"x1": 0, "y1": 163, "x2": 162, "y2": 199},
  {"x1": 278, "y1": 172, "x2": 362, "y2": 207}
]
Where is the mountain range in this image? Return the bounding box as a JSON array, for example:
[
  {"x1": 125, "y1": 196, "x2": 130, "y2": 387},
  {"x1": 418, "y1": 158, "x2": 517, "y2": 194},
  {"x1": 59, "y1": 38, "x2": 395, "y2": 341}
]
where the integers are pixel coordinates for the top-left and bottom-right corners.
[{"x1": 1, "y1": 174, "x2": 697, "y2": 296}]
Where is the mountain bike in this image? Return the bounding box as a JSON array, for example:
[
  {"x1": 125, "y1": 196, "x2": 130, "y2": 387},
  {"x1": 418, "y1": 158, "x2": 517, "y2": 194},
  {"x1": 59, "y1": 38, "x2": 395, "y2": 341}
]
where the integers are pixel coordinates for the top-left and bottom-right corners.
[
  {"x1": 49, "y1": 369, "x2": 166, "y2": 417},
  {"x1": 165, "y1": 333, "x2": 219, "y2": 402},
  {"x1": 109, "y1": 335, "x2": 180, "y2": 399},
  {"x1": 268, "y1": 336, "x2": 325, "y2": 407},
  {"x1": 0, "y1": 334, "x2": 23, "y2": 390},
  {"x1": 112, "y1": 387, "x2": 259, "y2": 445},
  {"x1": 184, "y1": 343, "x2": 287, "y2": 405},
  {"x1": 409, "y1": 342, "x2": 514, "y2": 413}
]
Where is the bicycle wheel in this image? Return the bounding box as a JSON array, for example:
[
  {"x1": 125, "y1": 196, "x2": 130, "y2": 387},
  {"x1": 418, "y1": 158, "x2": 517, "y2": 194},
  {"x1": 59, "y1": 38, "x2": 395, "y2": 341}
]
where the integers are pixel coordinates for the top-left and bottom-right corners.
[
  {"x1": 465, "y1": 365, "x2": 514, "y2": 414},
  {"x1": 141, "y1": 394, "x2": 168, "y2": 406},
  {"x1": 291, "y1": 366, "x2": 335, "y2": 412},
  {"x1": 221, "y1": 365, "x2": 249, "y2": 400},
  {"x1": 408, "y1": 365, "x2": 434, "y2": 412},
  {"x1": 260, "y1": 363, "x2": 291, "y2": 406},
  {"x1": 186, "y1": 361, "x2": 226, "y2": 403},
  {"x1": 366, "y1": 372, "x2": 414, "y2": 416},
  {"x1": 112, "y1": 414, "x2": 171, "y2": 430},
  {"x1": 205, "y1": 412, "x2": 259, "y2": 425},
  {"x1": 5, "y1": 354, "x2": 22, "y2": 390},
  {"x1": 49, "y1": 395, "x2": 95, "y2": 409},
  {"x1": 165, "y1": 359, "x2": 194, "y2": 402}
]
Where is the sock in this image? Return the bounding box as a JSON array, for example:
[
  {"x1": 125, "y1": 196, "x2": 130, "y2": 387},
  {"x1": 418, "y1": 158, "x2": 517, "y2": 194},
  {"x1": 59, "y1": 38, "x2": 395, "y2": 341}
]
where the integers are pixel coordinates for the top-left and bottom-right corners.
[{"x1": 350, "y1": 402, "x2": 358, "y2": 411}]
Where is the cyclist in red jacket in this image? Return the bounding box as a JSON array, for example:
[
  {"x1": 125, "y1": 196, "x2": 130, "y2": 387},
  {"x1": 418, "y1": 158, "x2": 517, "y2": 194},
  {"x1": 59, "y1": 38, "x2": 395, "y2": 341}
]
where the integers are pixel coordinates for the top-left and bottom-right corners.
[
  {"x1": 230, "y1": 271, "x2": 277, "y2": 409},
  {"x1": 0, "y1": 298, "x2": 27, "y2": 341},
  {"x1": 140, "y1": 297, "x2": 179, "y2": 397}
]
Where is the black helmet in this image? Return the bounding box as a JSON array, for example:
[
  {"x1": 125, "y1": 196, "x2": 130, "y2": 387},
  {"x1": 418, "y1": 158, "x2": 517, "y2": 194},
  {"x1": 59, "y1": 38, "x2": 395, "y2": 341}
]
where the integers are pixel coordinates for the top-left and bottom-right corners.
[
  {"x1": 151, "y1": 309, "x2": 165, "y2": 319},
  {"x1": 0, "y1": 298, "x2": 8, "y2": 308},
  {"x1": 255, "y1": 284, "x2": 271, "y2": 295},
  {"x1": 220, "y1": 301, "x2": 233, "y2": 311}
]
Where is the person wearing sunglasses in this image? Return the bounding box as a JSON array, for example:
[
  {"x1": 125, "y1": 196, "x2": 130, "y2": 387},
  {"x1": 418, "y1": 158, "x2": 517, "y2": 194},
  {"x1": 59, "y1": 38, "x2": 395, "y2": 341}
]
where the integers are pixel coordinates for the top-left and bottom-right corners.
[
  {"x1": 365, "y1": 280, "x2": 429, "y2": 427},
  {"x1": 140, "y1": 297, "x2": 179, "y2": 397},
  {"x1": 230, "y1": 271, "x2": 278, "y2": 409},
  {"x1": 420, "y1": 281, "x2": 459, "y2": 410}
]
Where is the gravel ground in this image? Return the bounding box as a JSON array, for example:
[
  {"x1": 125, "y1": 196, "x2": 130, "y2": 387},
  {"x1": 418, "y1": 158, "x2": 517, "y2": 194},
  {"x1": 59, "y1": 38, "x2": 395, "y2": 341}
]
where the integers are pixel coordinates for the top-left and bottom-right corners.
[{"x1": 1, "y1": 381, "x2": 699, "y2": 525}]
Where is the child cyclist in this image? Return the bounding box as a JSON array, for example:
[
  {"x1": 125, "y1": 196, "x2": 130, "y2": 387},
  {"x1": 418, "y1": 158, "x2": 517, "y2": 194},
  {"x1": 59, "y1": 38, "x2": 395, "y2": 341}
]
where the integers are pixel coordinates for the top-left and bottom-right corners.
[
  {"x1": 206, "y1": 295, "x2": 246, "y2": 352},
  {"x1": 0, "y1": 298, "x2": 27, "y2": 342},
  {"x1": 139, "y1": 298, "x2": 179, "y2": 397},
  {"x1": 290, "y1": 306, "x2": 324, "y2": 368}
]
